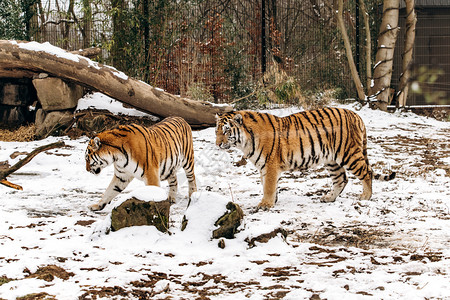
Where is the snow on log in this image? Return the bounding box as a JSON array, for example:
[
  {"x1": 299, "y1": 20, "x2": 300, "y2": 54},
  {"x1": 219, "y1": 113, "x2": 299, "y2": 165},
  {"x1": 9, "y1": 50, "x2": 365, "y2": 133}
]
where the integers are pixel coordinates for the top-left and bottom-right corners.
[{"x1": 0, "y1": 40, "x2": 233, "y2": 127}]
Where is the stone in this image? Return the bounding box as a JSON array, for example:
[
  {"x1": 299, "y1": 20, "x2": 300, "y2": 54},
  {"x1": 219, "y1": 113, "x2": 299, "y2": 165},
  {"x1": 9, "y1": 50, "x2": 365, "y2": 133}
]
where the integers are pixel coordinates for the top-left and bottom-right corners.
[
  {"x1": 218, "y1": 239, "x2": 226, "y2": 249},
  {"x1": 212, "y1": 202, "x2": 244, "y2": 239},
  {"x1": 35, "y1": 108, "x2": 46, "y2": 127},
  {"x1": 1, "y1": 83, "x2": 28, "y2": 106},
  {"x1": 33, "y1": 77, "x2": 83, "y2": 111},
  {"x1": 35, "y1": 110, "x2": 73, "y2": 138},
  {"x1": 0, "y1": 106, "x2": 27, "y2": 126},
  {"x1": 110, "y1": 197, "x2": 171, "y2": 232},
  {"x1": 0, "y1": 82, "x2": 31, "y2": 106}
]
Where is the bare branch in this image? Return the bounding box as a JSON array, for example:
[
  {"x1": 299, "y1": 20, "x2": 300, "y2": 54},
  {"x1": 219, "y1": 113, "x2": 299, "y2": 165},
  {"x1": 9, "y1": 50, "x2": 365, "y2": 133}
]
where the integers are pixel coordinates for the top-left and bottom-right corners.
[
  {"x1": 336, "y1": 0, "x2": 366, "y2": 101},
  {"x1": 0, "y1": 141, "x2": 66, "y2": 190}
]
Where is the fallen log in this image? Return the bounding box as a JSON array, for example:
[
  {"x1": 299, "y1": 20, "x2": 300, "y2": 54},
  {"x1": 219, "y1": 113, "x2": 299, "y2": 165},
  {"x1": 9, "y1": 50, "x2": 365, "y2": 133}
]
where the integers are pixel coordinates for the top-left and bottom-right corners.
[
  {"x1": 69, "y1": 47, "x2": 101, "y2": 59},
  {"x1": 0, "y1": 141, "x2": 65, "y2": 190},
  {"x1": 0, "y1": 40, "x2": 233, "y2": 127}
]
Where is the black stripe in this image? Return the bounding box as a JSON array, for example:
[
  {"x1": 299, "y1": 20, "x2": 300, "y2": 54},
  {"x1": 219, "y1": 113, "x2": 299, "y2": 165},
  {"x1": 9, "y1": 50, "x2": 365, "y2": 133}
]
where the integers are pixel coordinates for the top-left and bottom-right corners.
[
  {"x1": 302, "y1": 113, "x2": 316, "y2": 164},
  {"x1": 333, "y1": 108, "x2": 344, "y2": 162},
  {"x1": 265, "y1": 114, "x2": 277, "y2": 161}
]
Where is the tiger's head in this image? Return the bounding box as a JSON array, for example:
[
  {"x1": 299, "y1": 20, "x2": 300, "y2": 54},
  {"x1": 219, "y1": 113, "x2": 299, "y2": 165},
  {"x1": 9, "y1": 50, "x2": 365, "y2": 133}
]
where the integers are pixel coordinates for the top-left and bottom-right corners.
[
  {"x1": 215, "y1": 112, "x2": 244, "y2": 150},
  {"x1": 85, "y1": 136, "x2": 114, "y2": 175}
]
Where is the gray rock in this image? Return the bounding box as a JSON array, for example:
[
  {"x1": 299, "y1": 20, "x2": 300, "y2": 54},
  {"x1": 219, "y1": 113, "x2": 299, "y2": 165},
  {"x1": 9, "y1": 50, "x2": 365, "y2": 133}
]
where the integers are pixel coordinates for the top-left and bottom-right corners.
[
  {"x1": 0, "y1": 106, "x2": 27, "y2": 125},
  {"x1": 33, "y1": 77, "x2": 83, "y2": 111},
  {"x1": 35, "y1": 110, "x2": 73, "y2": 138},
  {"x1": 0, "y1": 82, "x2": 31, "y2": 106},
  {"x1": 35, "y1": 108, "x2": 46, "y2": 127}
]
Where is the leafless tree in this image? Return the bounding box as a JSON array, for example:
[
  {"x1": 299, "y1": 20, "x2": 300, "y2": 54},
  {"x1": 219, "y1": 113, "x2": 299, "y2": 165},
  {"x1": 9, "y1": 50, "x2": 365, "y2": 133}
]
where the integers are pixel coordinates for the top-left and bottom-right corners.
[
  {"x1": 369, "y1": 0, "x2": 400, "y2": 111},
  {"x1": 396, "y1": 0, "x2": 416, "y2": 107},
  {"x1": 337, "y1": 0, "x2": 406, "y2": 111}
]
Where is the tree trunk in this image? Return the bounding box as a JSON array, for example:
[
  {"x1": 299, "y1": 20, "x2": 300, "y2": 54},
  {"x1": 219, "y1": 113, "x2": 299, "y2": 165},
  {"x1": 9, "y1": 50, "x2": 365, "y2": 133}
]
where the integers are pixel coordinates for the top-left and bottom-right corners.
[
  {"x1": 369, "y1": 0, "x2": 400, "y2": 111},
  {"x1": 0, "y1": 40, "x2": 232, "y2": 127},
  {"x1": 111, "y1": 0, "x2": 127, "y2": 72},
  {"x1": 360, "y1": 0, "x2": 372, "y2": 90},
  {"x1": 82, "y1": 0, "x2": 92, "y2": 49},
  {"x1": 397, "y1": 0, "x2": 416, "y2": 107},
  {"x1": 336, "y1": 0, "x2": 366, "y2": 101}
]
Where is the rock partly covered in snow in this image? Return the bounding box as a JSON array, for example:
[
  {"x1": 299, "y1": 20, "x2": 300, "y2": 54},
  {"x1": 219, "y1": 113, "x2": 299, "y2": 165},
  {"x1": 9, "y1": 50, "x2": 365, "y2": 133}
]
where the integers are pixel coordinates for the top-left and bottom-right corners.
[
  {"x1": 110, "y1": 186, "x2": 170, "y2": 232},
  {"x1": 212, "y1": 202, "x2": 244, "y2": 239},
  {"x1": 182, "y1": 191, "x2": 243, "y2": 240}
]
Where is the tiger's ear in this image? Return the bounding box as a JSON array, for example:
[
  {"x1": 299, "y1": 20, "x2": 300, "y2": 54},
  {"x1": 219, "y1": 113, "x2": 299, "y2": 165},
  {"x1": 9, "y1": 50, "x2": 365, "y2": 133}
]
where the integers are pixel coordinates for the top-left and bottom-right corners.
[
  {"x1": 215, "y1": 113, "x2": 221, "y2": 121},
  {"x1": 93, "y1": 137, "x2": 101, "y2": 151},
  {"x1": 233, "y1": 113, "x2": 243, "y2": 125}
]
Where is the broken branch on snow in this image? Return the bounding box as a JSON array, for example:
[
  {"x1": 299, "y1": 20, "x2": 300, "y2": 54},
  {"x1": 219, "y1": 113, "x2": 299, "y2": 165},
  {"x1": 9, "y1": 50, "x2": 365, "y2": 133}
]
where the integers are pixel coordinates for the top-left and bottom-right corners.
[{"x1": 0, "y1": 141, "x2": 65, "y2": 190}]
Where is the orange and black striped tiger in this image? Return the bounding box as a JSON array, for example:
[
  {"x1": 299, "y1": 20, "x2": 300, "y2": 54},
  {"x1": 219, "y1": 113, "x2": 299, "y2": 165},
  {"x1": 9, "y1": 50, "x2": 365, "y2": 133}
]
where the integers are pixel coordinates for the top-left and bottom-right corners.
[
  {"x1": 85, "y1": 116, "x2": 197, "y2": 211},
  {"x1": 215, "y1": 108, "x2": 395, "y2": 210}
]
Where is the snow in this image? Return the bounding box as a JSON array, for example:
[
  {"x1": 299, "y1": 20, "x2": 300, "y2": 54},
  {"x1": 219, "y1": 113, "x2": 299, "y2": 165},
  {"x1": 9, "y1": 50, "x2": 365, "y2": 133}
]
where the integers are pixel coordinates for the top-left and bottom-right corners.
[
  {"x1": 0, "y1": 95, "x2": 449, "y2": 299},
  {"x1": 374, "y1": 60, "x2": 382, "y2": 69},
  {"x1": 76, "y1": 92, "x2": 159, "y2": 120},
  {"x1": 13, "y1": 41, "x2": 81, "y2": 63}
]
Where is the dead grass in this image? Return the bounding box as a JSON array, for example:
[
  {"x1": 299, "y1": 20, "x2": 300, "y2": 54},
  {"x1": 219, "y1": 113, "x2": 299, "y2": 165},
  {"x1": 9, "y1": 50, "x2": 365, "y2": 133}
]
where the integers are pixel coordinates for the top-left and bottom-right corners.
[
  {"x1": 0, "y1": 275, "x2": 13, "y2": 286},
  {"x1": 25, "y1": 265, "x2": 74, "y2": 282},
  {"x1": 0, "y1": 125, "x2": 36, "y2": 142}
]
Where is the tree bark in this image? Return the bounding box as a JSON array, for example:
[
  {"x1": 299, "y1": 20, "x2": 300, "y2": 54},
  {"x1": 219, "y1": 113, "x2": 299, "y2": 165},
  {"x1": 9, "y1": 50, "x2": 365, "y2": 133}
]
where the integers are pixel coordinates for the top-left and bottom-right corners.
[
  {"x1": 397, "y1": 0, "x2": 416, "y2": 107},
  {"x1": 69, "y1": 47, "x2": 101, "y2": 59},
  {"x1": 369, "y1": 0, "x2": 400, "y2": 111},
  {"x1": 0, "y1": 40, "x2": 232, "y2": 127},
  {"x1": 360, "y1": 0, "x2": 372, "y2": 90},
  {"x1": 336, "y1": 0, "x2": 366, "y2": 101}
]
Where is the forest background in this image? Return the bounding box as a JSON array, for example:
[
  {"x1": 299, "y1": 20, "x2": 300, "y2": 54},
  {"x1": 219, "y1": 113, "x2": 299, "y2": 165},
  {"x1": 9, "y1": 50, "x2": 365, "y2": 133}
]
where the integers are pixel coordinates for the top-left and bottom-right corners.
[{"x1": 0, "y1": 0, "x2": 385, "y2": 108}]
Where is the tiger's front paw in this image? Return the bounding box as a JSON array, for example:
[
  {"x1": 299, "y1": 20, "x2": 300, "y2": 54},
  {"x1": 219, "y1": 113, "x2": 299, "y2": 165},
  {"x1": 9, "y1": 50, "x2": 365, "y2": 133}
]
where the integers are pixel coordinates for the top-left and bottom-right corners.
[
  {"x1": 89, "y1": 203, "x2": 105, "y2": 211},
  {"x1": 320, "y1": 194, "x2": 337, "y2": 203},
  {"x1": 256, "y1": 201, "x2": 273, "y2": 211}
]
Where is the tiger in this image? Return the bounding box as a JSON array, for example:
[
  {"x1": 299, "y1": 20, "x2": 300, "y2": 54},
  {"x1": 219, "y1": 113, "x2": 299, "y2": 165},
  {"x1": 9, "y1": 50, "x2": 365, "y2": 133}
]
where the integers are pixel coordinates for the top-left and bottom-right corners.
[
  {"x1": 85, "y1": 116, "x2": 197, "y2": 211},
  {"x1": 215, "y1": 108, "x2": 395, "y2": 210}
]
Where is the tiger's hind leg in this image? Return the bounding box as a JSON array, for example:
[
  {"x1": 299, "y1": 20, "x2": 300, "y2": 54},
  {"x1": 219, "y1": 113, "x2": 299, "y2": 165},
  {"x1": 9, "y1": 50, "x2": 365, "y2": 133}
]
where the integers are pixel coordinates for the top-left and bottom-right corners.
[
  {"x1": 321, "y1": 163, "x2": 348, "y2": 203},
  {"x1": 344, "y1": 154, "x2": 373, "y2": 200},
  {"x1": 167, "y1": 174, "x2": 178, "y2": 203},
  {"x1": 183, "y1": 161, "x2": 197, "y2": 207}
]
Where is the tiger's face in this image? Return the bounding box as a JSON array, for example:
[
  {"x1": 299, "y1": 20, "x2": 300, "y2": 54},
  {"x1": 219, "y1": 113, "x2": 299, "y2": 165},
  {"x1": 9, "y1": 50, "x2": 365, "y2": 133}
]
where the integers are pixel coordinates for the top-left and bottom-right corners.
[
  {"x1": 85, "y1": 136, "x2": 112, "y2": 175},
  {"x1": 215, "y1": 112, "x2": 244, "y2": 150}
]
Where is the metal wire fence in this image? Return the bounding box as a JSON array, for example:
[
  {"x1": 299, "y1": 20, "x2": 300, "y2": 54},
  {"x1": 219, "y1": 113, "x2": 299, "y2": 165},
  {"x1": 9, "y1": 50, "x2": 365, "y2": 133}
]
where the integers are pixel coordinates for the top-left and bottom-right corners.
[
  {"x1": 393, "y1": 13, "x2": 450, "y2": 106},
  {"x1": 29, "y1": 0, "x2": 357, "y2": 103}
]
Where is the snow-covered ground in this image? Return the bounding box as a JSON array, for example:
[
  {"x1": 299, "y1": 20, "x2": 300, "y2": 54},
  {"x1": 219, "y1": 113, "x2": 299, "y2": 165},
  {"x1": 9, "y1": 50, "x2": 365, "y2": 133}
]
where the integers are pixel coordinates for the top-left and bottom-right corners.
[{"x1": 0, "y1": 97, "x2": 449, "y2": 299}]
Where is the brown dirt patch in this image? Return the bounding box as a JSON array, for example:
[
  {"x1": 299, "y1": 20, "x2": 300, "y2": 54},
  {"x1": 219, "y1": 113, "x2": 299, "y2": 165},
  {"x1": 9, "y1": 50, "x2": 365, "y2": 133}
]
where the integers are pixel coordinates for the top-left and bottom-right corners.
[
  {"x1": 25, "y1": 265, "x2": 74, "y2": 282},
  {"x1": 0, "y1": 275, "x2": 13, "y2": 286},
  {"x1": 75, "y1": 220, "x2": 96, "y2": 227},
  {"x1": 16, "y1": 293, "x2": 56, "y2": 300},
  {"x1": 295, "y1": 224, "x2": 392, "y2": 249}
]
